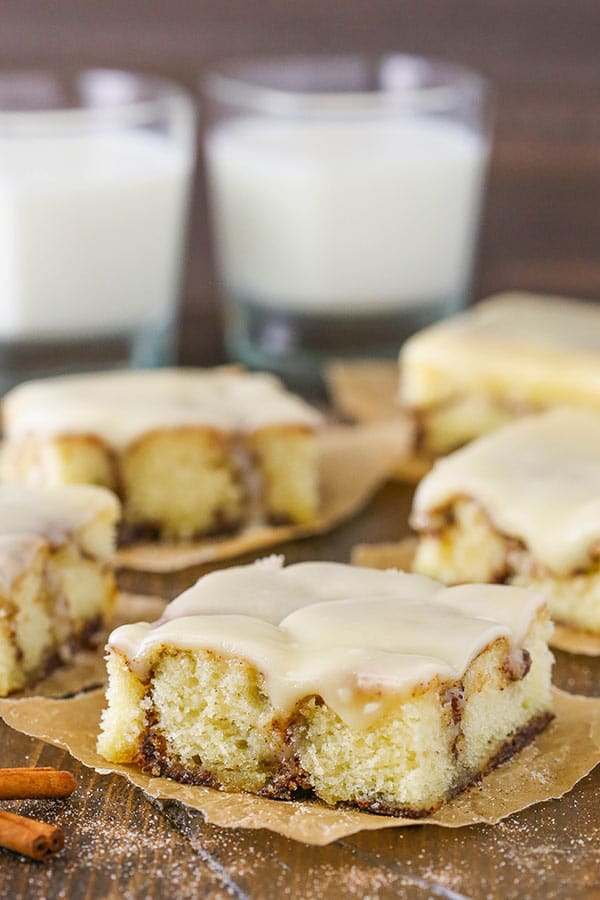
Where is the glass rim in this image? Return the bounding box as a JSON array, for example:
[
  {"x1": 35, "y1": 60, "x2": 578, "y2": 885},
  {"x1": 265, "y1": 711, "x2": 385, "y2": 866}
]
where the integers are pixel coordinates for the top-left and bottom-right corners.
[
  {"x1": 0, "y1": 68, "x2": 195, "y2": 133},
  {"x1": 204, "y1": 53, "x2": 489, "y2": 117}
]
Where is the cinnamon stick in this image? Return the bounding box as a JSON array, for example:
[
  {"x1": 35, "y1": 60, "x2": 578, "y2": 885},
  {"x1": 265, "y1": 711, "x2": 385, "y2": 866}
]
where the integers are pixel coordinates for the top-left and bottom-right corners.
[
  {"x1": 0, "y1": 809, "x2": 64, "y2": 861},
  {"x1": 0, "y1": 767, "x2": 76, "y2": 800}
]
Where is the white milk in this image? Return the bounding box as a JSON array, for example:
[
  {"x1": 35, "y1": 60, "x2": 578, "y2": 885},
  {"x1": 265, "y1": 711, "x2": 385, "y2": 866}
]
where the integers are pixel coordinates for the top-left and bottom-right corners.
[
  {"x1": 0, "y1": 131, "x2": 193, "y2": 339},
  {"x1": 205, "y1": 117, "x2": 488, "y2": 313}
]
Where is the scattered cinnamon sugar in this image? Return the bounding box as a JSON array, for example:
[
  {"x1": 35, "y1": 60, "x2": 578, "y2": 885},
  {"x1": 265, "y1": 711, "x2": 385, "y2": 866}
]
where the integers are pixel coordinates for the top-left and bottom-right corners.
[{"x1": 1, "y1": 749, "x2": 598, "y2": 899}]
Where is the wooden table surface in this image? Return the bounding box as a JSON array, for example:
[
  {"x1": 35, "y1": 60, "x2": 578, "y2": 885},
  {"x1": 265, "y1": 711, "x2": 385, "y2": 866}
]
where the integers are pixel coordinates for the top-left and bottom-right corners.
[{"x1": 1, "y1": 481, "x2": 599, "y2": 900}]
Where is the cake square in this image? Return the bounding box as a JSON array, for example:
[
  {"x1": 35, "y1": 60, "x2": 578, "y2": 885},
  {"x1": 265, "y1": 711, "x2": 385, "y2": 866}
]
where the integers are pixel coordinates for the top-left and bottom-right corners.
[
  {"x1": 399, "y1": 292, "x2": 600, "y2": 456},
  {"x1": 98, "y1": 557, "x2": 553, "y2": 816},
  {"x1": 0, "y1": 484, "x2": 119, "y2": 695},
  {"x1": 411, "y1": 408, "x2": 600, "y2": 635},
  {"x1": 1, "y1": 368, "x2": 322, "y2": 542}
]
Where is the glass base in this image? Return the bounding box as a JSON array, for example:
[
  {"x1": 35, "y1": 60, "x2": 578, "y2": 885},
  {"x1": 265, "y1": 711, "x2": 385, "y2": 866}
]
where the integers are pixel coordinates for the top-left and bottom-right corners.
[
  {"x1": 0, "y1": 318, "x2": 176, "y2": 393},
  {"x1": 225, "y1": 294, "x2": 462, "y2": 390}
]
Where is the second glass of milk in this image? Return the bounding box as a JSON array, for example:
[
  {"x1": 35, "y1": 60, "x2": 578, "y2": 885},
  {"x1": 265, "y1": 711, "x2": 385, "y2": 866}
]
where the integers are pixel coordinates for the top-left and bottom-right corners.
[
  {"x1": 0, "y1": 70, "x2": 195, "y2": 389},
  {"x1": 204, "y1": 55, "x2": 491, "y2": 385}
]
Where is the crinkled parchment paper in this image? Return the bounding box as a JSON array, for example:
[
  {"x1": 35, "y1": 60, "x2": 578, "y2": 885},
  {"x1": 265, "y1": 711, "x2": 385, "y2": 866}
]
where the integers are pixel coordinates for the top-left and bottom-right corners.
[
  {"x1": 325, "y1": 361, "x2": 428, "y2": 483},
  {"x1": 326, "y1": 360, "x2": 402, "y2": 423},
  {"x1": 546, "y1": 625, "x2": 600, "y2": 656},
  {"x1": 352, "y1": 538, "x2": 600, "y2": 657},
  {"x1": 115, "y1": 419, "x2": 413, "y2": 574},
  {"x1": 14, "y1": 593, "x2": 166, "y2": 699},
  {"x1": 352, "y1": 536, "x2": 418, "y2": 573},
  {"x1": 0, "y1": 689, "x2": 598, "y2": 846}
]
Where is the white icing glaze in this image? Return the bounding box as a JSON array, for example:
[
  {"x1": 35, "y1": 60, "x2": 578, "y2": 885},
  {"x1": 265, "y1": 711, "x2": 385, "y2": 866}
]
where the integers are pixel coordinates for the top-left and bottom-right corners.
[
  {"x1": 3, "y1": 368, "x2": 322, "y2": 448},
  {"x1": 160, "y1": 556, "x2": 441, "y2": 625},
  {"x1": 400, "y1": 292, "x2": 600, "y2": 410},
  {"x1": 0, "y1": 484, "x2": 119, "y2": 590},
  {"x1": 412, "y1": 408, "x2": 600, "y2": 575},
  {"x1": 108, "y1": 558, "x2": 544, "y2": 729},
  {"x1": 0, "y1": 484, "x2": 119, "y2": 545},
  {"x1": 438, "y1": 293, "x2": 600, "y2": 352}
]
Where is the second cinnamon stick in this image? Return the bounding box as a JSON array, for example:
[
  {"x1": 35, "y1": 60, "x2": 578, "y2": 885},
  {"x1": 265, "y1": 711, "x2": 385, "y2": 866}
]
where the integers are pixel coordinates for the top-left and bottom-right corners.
[
  {"x1": 0, "y1": 767, "x2": 76, "y2": 800},
  {"x1": 0, "y1": 809, "x2": 64, "y2": 861}
]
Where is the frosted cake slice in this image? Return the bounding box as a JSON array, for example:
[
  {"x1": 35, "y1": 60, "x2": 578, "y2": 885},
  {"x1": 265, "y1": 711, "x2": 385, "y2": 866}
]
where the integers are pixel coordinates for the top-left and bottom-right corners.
[
  {"x1": 98, "y1": 557, "x2": 553, "y2": 817},
  {"x1": 399, "y1": 292, "x2": 600, "y2": 456},
  {"x1": 412, "y1": 409, "x2": 600, "y2": 635},
  {"x1": 1, "y1": 368, "x2": 322, "y2": 542},
  {"x1": 0, "y1": 484, "x2": 119, "y2": 696}
]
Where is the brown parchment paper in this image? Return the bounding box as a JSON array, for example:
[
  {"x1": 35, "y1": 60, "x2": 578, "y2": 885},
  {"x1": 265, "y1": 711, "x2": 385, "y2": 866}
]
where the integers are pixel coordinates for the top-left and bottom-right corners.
[
  {"x1": 326, "y1": 360, "x2": 402, "y2": 423},
  {"x1": 325, "y1": 360, "x2": 429, "y2": 483},
  {"x1": 352, "y1": 536, "x2": 419, "y2": 572},
  {"x1": 14, "y1": 593, "x2": 166, "y2": 699},
  {"x1": 0, "y1": 688, "x2": 598, "y2": 846},
  {"x1": 352, "y1": 537, "x2": 600, "y2": 657},
  {"x1": 115, "y1": 419, "x2": 413, "y2": 574},
  {"x1": 549, "y1": 625, "x2": 600, "y2": 656}
]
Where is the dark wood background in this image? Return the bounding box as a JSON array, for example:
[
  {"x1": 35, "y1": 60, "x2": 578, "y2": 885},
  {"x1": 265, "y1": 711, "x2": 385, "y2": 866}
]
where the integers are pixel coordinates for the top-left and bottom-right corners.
[{"x1": 2, "y1": 0, "x2": 599, "y2": 363}]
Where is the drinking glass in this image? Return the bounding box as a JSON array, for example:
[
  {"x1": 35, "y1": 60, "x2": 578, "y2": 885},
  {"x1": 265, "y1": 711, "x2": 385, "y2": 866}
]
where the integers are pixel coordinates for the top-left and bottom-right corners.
[
  {"x1": 0, "y1": 68, "x2": 196, "y2": 390},
  {"x1": 204, "y1": 54, "x2": 491, "y2": 386}
]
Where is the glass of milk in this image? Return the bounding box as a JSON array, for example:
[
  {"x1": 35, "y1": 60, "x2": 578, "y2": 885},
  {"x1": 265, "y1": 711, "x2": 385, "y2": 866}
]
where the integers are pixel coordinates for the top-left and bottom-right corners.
[
  {"x1": 0, "y1": 69, "x2": 195, "y2": 389},
  {"x1": 204, "y1": 55, "x2": 491, "y2": 385}
]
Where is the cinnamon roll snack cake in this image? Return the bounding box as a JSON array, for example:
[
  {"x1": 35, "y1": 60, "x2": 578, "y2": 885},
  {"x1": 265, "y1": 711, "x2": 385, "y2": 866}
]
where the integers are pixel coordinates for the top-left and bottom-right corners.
[
  {"x1": 412, "y1": 409, "x2": 600, "y2": 635},
  {"x1": 0, "y1": 484, "x2": 118, "y2": 696},
  {"x1": 98, "y1": 558, "x2": 553, "y2": 817},
  {"x1": 1, "y1": 368, "x2": 322, "y2": 541},
  {"x1": 399, "y1": 292, "x2": 600, "y2": 457}
]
